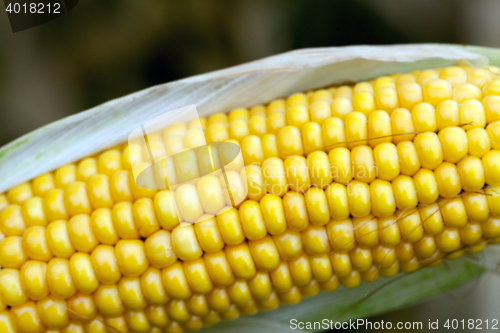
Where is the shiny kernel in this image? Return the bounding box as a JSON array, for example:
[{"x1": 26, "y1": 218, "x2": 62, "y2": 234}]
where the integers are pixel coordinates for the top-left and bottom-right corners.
[
  {"x1": 91, "y1": 245, "x2": 121, "y2": 284},
  {"x1": 47, "y1": 258, "x2": 76, "y2": 299},
  {"x1": 278, "y1": 285, "x2": 302, "y2": 305},
  {"x1": 284, "y1": 156, "x2": 311, "y2": 193},
  {"x1": 423, "y1": 79, "x2": 452, "y2": 106},
  {"x1": 272, "y1": 228, "x2": 303, "y2": 260},
  {"x1": 413, "y1": 168, "x2": 439, "y2": 205},
  {"x1": 395, "y1": 241, "x2": 415, "y2": 262},
  {"x1": 411, "y1": 102, "x2": 437, "y2": 132},
  {"x1": 115, "y1": 239, "x2": 148, "y2": 277},
  {"x1": 37, "y1": 297, "x2": 69, "y2": 329},
  {"x1": 352, "y1": 91, "x2": 375, "y2": 117},
  {"x1": 397, "y1": 208, "x2": 424, "y2": 243},
  {"x1": 419, "y1": 203, "x2": 444, "y2": 235},
  {"x1": 305, "y1": 187, "x2": 330, "y2": 225},
  {"x1": 206, "y1": 288, "x2": 231, "y2": 313},
  {"x1": 483, "y1": 150, "x2": 500, "y2": 186},
  {"x1": 76, "y1": 158, "x2": 97, "y2": 182},
  {"x1": 225, "y1": 242, "x2": 256, "y2": 280},
  {"x1": 368, "y1": 111, "x2": 392, "y2": 147},
  {"x1": 301, "y1": 224, "x2": 331, "y2": 256},
  {"x1": 289, "y1": 253, "x2": 312, "y2": 286},
  {"x1": 241, "y1": 136, "x2": 265, "y2": 166},
  {"x1": 283, "y1": 191, "x2": 309, "y2": 232},
  {"x1": 267, "y1": 112, "x2": 286, "y2": 135},
  {"x1": 347, "y1": 181, "x2": 371, "y2": 218},
  {"x1": 261, "y1": 134, "x2": 279, "y2": 159},
  {"x1": 262, "y1": 157, "x2": 288, "y2": 197},
  {"x1": 354, "y1": 82, "x2": 373, "y2": 95},
  {"x1": 166, "y1": 299, "x2": 190, "y2": 322},
  {"x1": 54, "y1": 164, "x2": 76, "y2": 190},
  {"x1": 22, "y1": 197, "x2": 47, "y2": 227},
  {"x1": 11, "y1": 301, "x2": 44, "y2": 333},
  {"x1": 269, "y1": 261, "x2": 292, "y2": 293},
  {"x1": 103, "y1": 314, "x2": 128, "y2": 332},
  {"x1": 64, "y1": 182, "x2": 92, "y2": 216},
  {"x1": 286, "y1": 104, "x2": 309, "y2": 129},
  {"x1": 326, "y1": 218, "x2": 355, "y2": 251},
  {"x1": 227, "y1": 279, "x2": 252, "y2": 307},
  {"x1": 459, "y1": 221, "x2": 483, "y2": 245},
  {"x1": 414, "y1": 234, "x2": 437, "y2": 258},
  {"x1": 345, "y1": 112, "x2": 368, "y2": 149},
  {"x1": 0, "y1": 268, "x2": 27, "y2": 306},
  {"x1": 334, "y1": 86, "x2": 353, "y2": 99},
  {"x1": 397, "y1": 141, "x2": 421, "y2": 176},
  {"x1": 481, "y1": 216, "x2": 500, "y2": 238},
  {"x1": 216, "y1": 207, "x2": 245, "y2": 246},
  {"x1": 46, "y1": 220, "x2": 75, "y2": 259},
  {"x1": 391, "y1": 108, "x2": 415, "y2": 144},
  {"x1": 376, "y1": 87, "x2": 399, "y2": 112},
  {"x1": 466, "y1": 128, "x2": 490, "y2": 159},
  {"x1": 90, "y1": 208, "x2": 118, "y2": 245},
  {"x1": 1, "y1": 236, "x2": 27, "y2": 268},
  {"x1": 171, "y1": 224, "x2": 203, "y2": 261},
  {"x1": 435, "y1": 162, "x2": 462, "y2": 198},
  {"x1": 118, "y1": 276, "x2": 147, "y2": 310},
  {"x1": 331, "y1": 97, "x2": 353, "y2": 120},
  {"x1": 7, "y1": 183, "x2": 32, "y2": 205},
  {"x1": 97, "y1": 150, "x2": 121, "y2": 177},
  {"x1": 193, "y1": 216, "x2": 224, "y2": 254},
  {"x1": 183, "y1": 258, "x2": 213, "y2": 294},
  {"x1": 398, "y1": 82, "x2": 423, "y2": 110},
  {"x1": 140, "y1": 267, "x2": 169, "y2": 306},
  {"x1": 440, "y1": 66, "x2": 467, "y2": 87},
  {"x1": 297, "y1": 280, "x2": 320, "y2": 298},
  {"x1": 229, "y1": 118, "x2": 249, "y2": 142},
  {"x1": 322, "y1": 117, "x2": 346, "y2": 151},
  {"x1": 220, "y1": 304, "x2": 240, "y2": 320},
  {"x1": 203, "y1": 251, "x2": 235, "y2": 287},
  {"x1": 69, "y1": 253, "x2": 99, "y2": 294},
  {"x1": 352, "y1": 214, "x2": 379, "y2": 248},
  {"x1": 370, "y1": 179, "x2": 396, "y2": 218},
  {"x1": 482, "y1": 79, "x2": 500, "y2": 97},
  {"x1": 468, "y1": 68, "x2": 492, "y2": 89},
  {"x1": 460, "y1": 99, "x2": 486, "y2": 130},
  {"x1": 248, "y1": 115, "x2": 267, "y2": 137},
  {"x1": 239, "y1": 200, "x2": 267, "y2": 241},
  {"x1": 350, "y1": 246, "x2": 373, "y2": 272},
  {"x1": 453, "y1": 83, "x2": 482, "y2": 103},
  {"x1": 0, "y1": 204, "x2": 26, "y2": 236},
  {"x1": 310, "y1": 99, "x2": 332, "y2": 125},
  {"x1": 325, "y1": 182, "x2": 349, "y2": 220},
  {"x1": 110, "y1": 170, "x2": 133, "y2": 203},
  {"x1": 302, "y1": 122, "x2": 324, "y2": 155},
  {"x1": 329, "y1": 147, "x2": 352, "y2": 184},
  {"x1": 339, "y1": 270, "x2": 361, "y2": 289},
  {"x1": 32, "y1": 174, "x2": 55, "y2": 198},
  {"x1": 66, "y1": 292, "x2": 97, "y2": 323},
  {"x1": 414, "y1": 132, "x2": 443, "y2": 170},
  {"x1": 277, "y1": 126, "x2": 303, "y2": 159},
  {"x1": 372, "y1": 244, "x2": 396, "y2": 268},
  {"x1": 20, "y1": 261, "x2": 48, "y2": 301},
  {"x1": 435, "y1": 227, "x2": 461, "y2": 252},
  {"x1": 244, "y1": 164, "x2": 265, "y2": 201},
  {"x1": 483, "y1": 95, "x2": 500, "y2": 124},
  {"x1": 459, "y1": 156, "x2": 485, "y2": 192},
  {"x1": 351, "y1": 145, "x2": 376, "y2": 183},
  {"x1": 161, "y1": 261, "x2": 192, "y2": 300},
  {"x1": 68, "y1": 214, "x2": 98, "y2": 253},
  {"x1": 309, "y1": 255, "x2": 333, "y2": 282},
  {"x1": 144, "y1": 304, "x2": 169, "y2": 327}
]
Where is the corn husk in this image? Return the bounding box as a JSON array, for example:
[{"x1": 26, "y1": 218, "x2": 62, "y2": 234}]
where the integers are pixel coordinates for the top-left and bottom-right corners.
[{"x1": 0, "y1": 44, "x2": 499, "y2": 332}]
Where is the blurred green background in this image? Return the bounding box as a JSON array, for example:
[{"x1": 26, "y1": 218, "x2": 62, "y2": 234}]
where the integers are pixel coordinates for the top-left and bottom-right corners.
[{"x1": 0, "y1": 0, "x2": 499, "y2": 331}]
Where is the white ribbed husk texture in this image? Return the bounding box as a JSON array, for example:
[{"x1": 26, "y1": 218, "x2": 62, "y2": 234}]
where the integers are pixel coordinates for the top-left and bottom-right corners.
[{"x1": 1, "y1": 44, "x2": 500, "y2": 332}]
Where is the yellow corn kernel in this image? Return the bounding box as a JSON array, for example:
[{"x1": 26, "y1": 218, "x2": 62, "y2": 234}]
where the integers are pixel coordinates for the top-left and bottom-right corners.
[
  {"x1": 206, "y1": 288, "x2": 231, "y2": 313},
  {"x1": 282, "y1": 191, "x2": 309, "y2": 232},
  {"x1": 302, "y1": 122, "x2": 324, "y2": 155},
  {"x1": 310, "y1": 100, "x2": 332, "y2": 125},
  {"x1": 468, "y1": 68, "x2": 492, "y2": 89},
  {"x1": 483, "y1": 150, "x2": 500, "y2": 186},
  {"x1": 435, "y1": 227, "x2": 461, "y2": 252},
  {"x1": 37, "y1": 297, "x2": 69, "y2": 329},
  {"x1": 11, "y1": 301, "x2": 44, "y2": 333},
  {"x1": 32, "y1": 174, "x2": 55, "y2": 198},
  {"x1": 368, "y1": 111, "x2": 392, "y2": 147},
  {"x1": 352, "y1": 91, "x2": 375, "y2": 117},
  {"x1": 414, "y1": 132, "x2": 443, "y2": 170},
  {"x1": 46, "y1": 220, "x2": 75, "y2": 259},
  {"x1": 118, "y1": 276, "x2": 147, "y2": 310},
  {"x1": 396, "y1": 141, "x2": 420, "y2": 176},
  {"x1": 243, "y1": 164, "x2": 265, "y2": 202},
  {"x1": 183, "y1": 258, "x2": 214, "y2": 294},
  {"x1": 47, "y1": 258, "x2": 76, "y2": 299},
  {"x1": 325, "y1": 183, "x2": 349, "y2": 220},
  {"x1": 272, "y1": 228, "x2": 303, "y2": 260},
  {"x1": 326, "y1": 218, "x2": 355, "y2": 251},
  {"x1": 310, "y1": 256, "x2": 333, "y2": 282},
  {"x1": 339, "y1": 270, "x2": 361, "y2": 289},
  {"x1": 460, "y1": 99, "x2": 486, "y2": 130},
  {"x1": 481, "y1": 216, "x2": 500, "y2": 239},
  {"x1": 278, "y1": 285, "x2": 302, "y2": 305},
  {"x1": 115, "y1": 239, "x2": 148, "y2": 277},
  {"x1": 161, "y1": 261, "x2": 192, "y2": 300},
  {"x1": 331, "y1": 97, "x2": 353, "y2": 120},
  {"x1": 289, "y1": 253, "x2": 312, "y2": 286},
  {"x1": 21, "y1": 197, "x2": 47, "y2": 227},
  {"x1": 297, "y1": 280, "x2": 320, "y2": 298},
  {"x1": 20, "y1": 261, "x2": 48, "y2": 301},
  {"x1": 110, "y1": 170, "x2": 133, "y2": 203},
  {"x1": 258, "y1": 194, "x2": 286, "y2": 235},
  {"x1": 398, "y1": 82, "x2": 423, "y2": 110},
  {"x1": 351, "y1": 145, "x2": 376, "y2": 183},
  {"x1": 225, "y1": 242, "x2": 256, "y2": 280},
  {"x1": 66, "y1": 292, "x2": 97, "y2": 323},
  {"x1": 140, "y1": 267, "x2": 169, "y2": 306},
  {"x1": 91, "y1": 245, "x2": 121, "y2": 284},
  {"x1": 483, "y1": 79, "x2": 500, "y2": 97},
  {"x1": 370, "y1": 179, "x2": 396, "y2": 218},
  {"x1": 372, "y1": 244, "x2": 396, "y2": 268},
  {"x1": 347, "y1": 181, "x2": 371, "y2": 218},
  {"x1": 284, "y1": 156, "x2": 310, "y2": 193},
  {"x1": 349, "y1": 246, "x2": 373, "y2": 272},
  {"x1": 238, "y1": 200, "x2": 267, "y2": 241},
  {"x1": 329, "y1": 147, "x2": 353, "y2": 184},
  {"x1": 0, "y1": 204, "x2": 26, "y2": 236},
  {"x1": 305, "y1": 187, "x2": 330, "y2": 225},
  {"x1": 0, "y1": 236, "x2": 26, "y2": 269},
  {"x1": 171, "y1": 224, "x2": 202, "y2": 261},
  {"x1": 68, "y1": 214, "x2": 98, "y2": 253},
  {"x1": 391, "y1": 108, "x2": 415, "y2": 144},
  {"x1": 423, "y1": 79, "x2": 452, "y2": 106},
  {"x1": 103, "y1": 314, "x2": 128, "y2": 332},
  {"x1": 227, "y1": 279, "x2": 252, "y2": 307},
  {"x1": 0, "y1": 268, "x2": 27, "y2": 306},
  {"x1": 69, "y1": 252, "x2": 99, "y2": 294},
  {"x1": 397, "y1": 209, "x2": 424, "y2": 243},
  {"x1": 267, "y1": 111, "x2": 286, "y2": 135},
  {"x1": 89, "y1": 208, "x2": 118, "y2": 245},
  {"x1": 286, "y1": 104, "x2": 309, "y2": 130},
  {"x1": 395, "y1": 241, "x2": 415, "y2": 262},
  {"x1": 301, "y1": 224, "x2": 331, "y2": 256},
  {"x1": 345, "y1": 112, "x2": 368, "y2": 149},
  {"x1": 413, "y1": 169, "x2": 439, "y2": 205},
  {"x1": 435, "y1": 162, "x2": 462, "y2": 198}
]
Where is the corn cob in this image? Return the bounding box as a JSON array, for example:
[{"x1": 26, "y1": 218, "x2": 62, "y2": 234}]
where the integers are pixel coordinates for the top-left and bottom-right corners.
[{"x1": 0, "y1": 65, "x2": 500, "y2": 333}]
